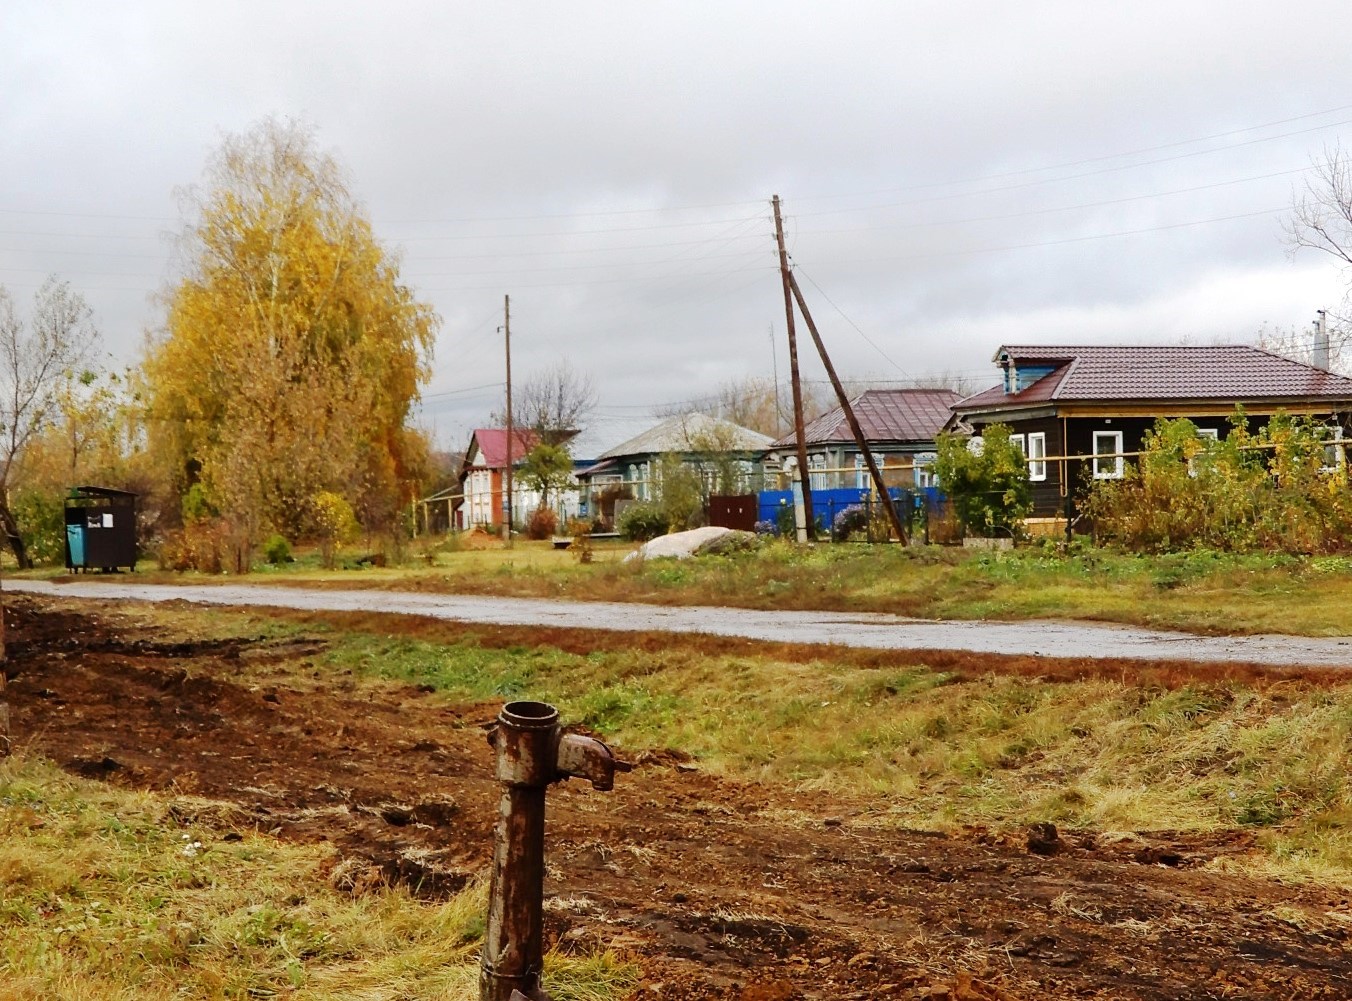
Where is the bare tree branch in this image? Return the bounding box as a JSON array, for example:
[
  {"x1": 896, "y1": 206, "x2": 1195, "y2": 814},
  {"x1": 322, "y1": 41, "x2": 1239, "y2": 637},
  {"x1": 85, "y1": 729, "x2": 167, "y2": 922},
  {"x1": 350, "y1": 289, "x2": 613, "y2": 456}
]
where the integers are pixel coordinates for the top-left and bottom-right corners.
[
  {"x1": 1285, "y1": 143, "x2": 1352, "y2": 268},
  {"x1": 0, "y1": 276, "x2": 98, "y2": 567},
  {"x1": 503, "y1": 360, "x2": 597, "y2": 445}
]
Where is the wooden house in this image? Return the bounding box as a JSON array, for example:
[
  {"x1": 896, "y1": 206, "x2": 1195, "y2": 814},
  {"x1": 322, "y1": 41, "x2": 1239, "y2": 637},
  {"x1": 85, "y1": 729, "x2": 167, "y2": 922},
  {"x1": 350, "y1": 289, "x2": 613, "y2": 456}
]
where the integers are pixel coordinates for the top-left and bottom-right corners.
[
  {"x1": 456, "y1": 428, "x2": 541, "y2": 530},
  {"x1": 574, "y1": 413, "x2": 772, "y2": 525},
  {"x1": 951, "y1": 344, "x2": 1352, "y2": 530}
]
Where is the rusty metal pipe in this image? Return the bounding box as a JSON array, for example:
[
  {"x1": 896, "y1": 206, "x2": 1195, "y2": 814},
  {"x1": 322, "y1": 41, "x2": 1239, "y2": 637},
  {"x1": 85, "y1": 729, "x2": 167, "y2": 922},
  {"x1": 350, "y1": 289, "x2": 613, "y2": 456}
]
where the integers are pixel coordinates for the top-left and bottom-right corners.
[{"x1": 481, "y1": 701, "x2": 630, "y2": 1001}]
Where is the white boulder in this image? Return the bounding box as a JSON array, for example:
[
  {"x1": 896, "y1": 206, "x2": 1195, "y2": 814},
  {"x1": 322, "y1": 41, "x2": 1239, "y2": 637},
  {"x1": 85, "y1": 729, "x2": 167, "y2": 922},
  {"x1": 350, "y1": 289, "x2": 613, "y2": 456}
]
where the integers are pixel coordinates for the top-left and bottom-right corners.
[{"x1": 623, "y1": 526, "x2": 756, "y2": 562}]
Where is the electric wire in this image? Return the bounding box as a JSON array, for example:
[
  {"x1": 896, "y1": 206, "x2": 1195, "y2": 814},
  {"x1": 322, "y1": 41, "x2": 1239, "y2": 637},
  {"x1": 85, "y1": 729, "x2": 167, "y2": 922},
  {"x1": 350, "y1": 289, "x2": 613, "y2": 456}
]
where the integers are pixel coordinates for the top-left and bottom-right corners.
[
  {"x1": 790, "y1": 264, "x2": 911, "y2": 379},
  {"x1": 792, "y1": 105, "x2": 1352, "y2": 206}
]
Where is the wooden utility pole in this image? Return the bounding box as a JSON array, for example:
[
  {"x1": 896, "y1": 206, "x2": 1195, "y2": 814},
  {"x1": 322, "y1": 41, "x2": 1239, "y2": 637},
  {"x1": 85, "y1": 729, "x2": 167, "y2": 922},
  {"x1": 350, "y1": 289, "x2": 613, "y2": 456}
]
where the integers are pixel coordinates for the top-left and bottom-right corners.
[
  {"x1": 787, "y1": 272, "x2": 909, "y2": 544},
  {"x1": 772, "y1": 195, "x2": 815, "y2": 539},
  {"x1": 502, "y1": 294, "x2": 514, "y2": 547}
]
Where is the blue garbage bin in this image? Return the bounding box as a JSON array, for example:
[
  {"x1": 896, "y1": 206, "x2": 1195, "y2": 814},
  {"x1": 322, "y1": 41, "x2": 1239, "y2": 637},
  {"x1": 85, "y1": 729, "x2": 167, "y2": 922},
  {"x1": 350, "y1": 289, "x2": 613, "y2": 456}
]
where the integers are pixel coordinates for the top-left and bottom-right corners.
[{"x1": 66, "y1": 524, "x2": 85, "y2": 568}]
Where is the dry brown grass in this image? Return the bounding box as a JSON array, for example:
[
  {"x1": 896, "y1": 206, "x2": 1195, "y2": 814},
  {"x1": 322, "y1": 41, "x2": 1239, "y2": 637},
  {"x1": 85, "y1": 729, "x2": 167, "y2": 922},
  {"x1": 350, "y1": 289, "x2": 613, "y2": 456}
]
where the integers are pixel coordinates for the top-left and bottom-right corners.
[{"x1": 0, "y1": 754, "x2": 638, "y2": 1001}]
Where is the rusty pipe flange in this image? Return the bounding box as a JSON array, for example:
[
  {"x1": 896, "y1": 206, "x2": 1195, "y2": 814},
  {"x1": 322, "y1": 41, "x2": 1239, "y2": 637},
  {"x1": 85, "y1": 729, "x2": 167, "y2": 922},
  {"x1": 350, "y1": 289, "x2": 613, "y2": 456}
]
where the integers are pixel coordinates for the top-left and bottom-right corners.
[
  {"x1": 491, "y1": 701, "x2": 560, "y2": 786},
  {"x1": 500, "y1": 701, "x2": 559, "y2": 729}
]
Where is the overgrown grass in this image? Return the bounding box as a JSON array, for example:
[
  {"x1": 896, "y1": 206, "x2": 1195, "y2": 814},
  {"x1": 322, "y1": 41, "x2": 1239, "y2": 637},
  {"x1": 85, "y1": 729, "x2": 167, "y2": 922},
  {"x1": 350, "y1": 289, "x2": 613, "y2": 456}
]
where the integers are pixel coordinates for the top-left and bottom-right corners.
[
  {"x1": 0, "y1": 757, "x2": 637, "y2": 1000},
  {"x1": 310, "y1": 623, "x2": 1352, "y2": 883}
]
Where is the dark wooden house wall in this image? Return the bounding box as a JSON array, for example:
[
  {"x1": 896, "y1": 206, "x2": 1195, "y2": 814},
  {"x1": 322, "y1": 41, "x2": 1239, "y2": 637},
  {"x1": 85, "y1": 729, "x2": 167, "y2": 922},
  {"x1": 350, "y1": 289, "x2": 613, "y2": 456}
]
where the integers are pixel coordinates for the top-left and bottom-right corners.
[{"x1": 972, "y1": 410, "x2": 1349, "y2": 518}]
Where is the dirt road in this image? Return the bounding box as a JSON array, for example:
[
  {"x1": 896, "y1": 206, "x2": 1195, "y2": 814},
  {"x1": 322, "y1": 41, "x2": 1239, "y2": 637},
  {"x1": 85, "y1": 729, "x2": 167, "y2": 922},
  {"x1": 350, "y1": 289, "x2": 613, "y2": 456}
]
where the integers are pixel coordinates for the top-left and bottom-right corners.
[
  {"x1": 7, "y1": 593, "x2": 1352, "y2": 999},
  {"x1": 11, "y1": 577, "x2": 1352, "y2": 667}
]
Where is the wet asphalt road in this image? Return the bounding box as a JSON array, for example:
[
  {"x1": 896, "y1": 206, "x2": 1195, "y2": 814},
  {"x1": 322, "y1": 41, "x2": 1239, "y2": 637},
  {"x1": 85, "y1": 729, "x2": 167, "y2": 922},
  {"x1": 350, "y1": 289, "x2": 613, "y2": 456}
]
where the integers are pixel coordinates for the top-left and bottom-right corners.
[{"x1": 9, "y1": 578, "x2": 1352, "y2": 667}]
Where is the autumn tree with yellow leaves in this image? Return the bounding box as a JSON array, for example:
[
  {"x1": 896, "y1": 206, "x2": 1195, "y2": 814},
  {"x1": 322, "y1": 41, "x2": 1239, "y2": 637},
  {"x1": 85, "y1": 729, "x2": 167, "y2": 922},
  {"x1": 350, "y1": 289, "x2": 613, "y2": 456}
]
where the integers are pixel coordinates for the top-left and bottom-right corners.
[{"x1": 143, "y1": 120, "x2": 438, "y2": 558}]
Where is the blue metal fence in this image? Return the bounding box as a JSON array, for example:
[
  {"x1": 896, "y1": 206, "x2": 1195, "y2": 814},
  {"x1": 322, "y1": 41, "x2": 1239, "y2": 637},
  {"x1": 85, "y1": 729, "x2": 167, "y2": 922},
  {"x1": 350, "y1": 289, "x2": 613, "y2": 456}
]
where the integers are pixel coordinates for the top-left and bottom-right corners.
[{"x1": 757, "y1": 486, "x2": 944, "y2": 540}]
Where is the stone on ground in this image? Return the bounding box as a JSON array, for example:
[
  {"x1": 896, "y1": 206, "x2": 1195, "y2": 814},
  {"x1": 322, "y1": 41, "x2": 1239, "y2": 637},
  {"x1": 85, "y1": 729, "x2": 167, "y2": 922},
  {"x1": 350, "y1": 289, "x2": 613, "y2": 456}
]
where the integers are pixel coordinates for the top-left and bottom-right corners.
[{"x1": 624, "y1": 526, "x2": 756, "y2": 562}]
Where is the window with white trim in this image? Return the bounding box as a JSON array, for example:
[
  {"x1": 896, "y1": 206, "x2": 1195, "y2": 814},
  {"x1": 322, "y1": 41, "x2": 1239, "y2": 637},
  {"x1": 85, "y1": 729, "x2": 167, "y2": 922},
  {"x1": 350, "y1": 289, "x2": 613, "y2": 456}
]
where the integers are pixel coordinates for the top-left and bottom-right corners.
[
  {"x1": 1027, "y1": 432, "x2": 1047, "y2": 481},
  {"x1": 1190, "y1": 428, "x2": 1219, "y2": 476},
  {"x1": 915, "y1": 452, "x2": 938, "y2": 489},
  {"x1": 809, "y1": 454, "x2": 827, "y2": 490},
  {"x1": 1093, "y1": 431, "x2": 1124, "y2": 479},
  {"x1": 1321, "y1": 426, "x2": 1346, "y2": 473}
]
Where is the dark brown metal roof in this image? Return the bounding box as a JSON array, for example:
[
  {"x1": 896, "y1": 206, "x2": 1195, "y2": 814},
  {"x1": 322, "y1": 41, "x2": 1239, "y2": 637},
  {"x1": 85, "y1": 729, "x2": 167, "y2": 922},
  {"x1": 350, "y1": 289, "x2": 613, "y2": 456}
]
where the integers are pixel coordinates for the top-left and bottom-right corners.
[
  {"x1": 773, "y1": 389, "x2": 961, "y2": 448},
  {"x1": 954, "y1": 345, "x2": 1352, "y2": 411}
]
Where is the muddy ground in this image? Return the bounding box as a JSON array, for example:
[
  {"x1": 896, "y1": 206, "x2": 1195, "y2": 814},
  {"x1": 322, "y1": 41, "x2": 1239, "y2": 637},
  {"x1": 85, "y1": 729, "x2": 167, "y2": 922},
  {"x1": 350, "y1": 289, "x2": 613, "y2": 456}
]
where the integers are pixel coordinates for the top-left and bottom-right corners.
[{"x1": 4, "y1": 594, "x2": 1352, "y2": 1000}]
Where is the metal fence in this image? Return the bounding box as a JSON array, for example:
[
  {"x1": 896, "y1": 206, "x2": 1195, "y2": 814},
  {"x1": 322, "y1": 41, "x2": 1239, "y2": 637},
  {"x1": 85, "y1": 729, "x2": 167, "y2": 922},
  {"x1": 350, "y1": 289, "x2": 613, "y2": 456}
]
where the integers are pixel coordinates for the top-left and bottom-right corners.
[{"x1": 755, "y1": 487, "x2": 946, "y2": 543}]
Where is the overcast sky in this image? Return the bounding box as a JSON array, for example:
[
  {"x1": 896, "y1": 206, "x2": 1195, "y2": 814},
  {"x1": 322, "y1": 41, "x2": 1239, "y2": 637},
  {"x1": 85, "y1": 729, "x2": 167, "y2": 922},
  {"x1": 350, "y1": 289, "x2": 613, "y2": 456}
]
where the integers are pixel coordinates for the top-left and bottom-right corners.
[{"x1": 4, "y1": 2, "x2": 1351, "y2": 450}]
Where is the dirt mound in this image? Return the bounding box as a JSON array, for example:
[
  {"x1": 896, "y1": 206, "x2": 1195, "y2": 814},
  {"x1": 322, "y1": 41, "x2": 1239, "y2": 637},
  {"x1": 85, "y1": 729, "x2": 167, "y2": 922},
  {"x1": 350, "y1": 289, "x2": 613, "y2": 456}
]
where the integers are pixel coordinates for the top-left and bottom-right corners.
[{"x1": 5, "y1": 593, "x2": 1352, "y2": 999}]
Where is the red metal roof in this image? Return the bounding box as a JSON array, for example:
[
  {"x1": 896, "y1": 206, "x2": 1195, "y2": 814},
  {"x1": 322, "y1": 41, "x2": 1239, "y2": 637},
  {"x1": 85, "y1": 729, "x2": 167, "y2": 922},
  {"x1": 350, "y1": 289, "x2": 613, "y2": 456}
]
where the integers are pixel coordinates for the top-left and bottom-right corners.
[
  {"x1": 773, "y1": 389, "x2": 962, "y2": 448},
  {"x1": 955, "y1": 345, "x2": 1352, "y2": 411},
  {"x1": 467, "y1": 428, "x2": 540, "y2": 468}
]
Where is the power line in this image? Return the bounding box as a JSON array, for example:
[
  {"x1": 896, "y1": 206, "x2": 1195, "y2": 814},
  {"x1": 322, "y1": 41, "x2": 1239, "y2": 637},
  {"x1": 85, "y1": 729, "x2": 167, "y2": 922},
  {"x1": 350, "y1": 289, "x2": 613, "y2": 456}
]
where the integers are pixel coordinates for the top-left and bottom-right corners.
[
  {"x1": 794, "y1": 119, "x2": 1352, "y2": 219},
  {"x1": 828, "y1": 206, "x2": 1290, "y2": 265},
  {"x1": 796, "y1": 166, "x2": 1315, "y2": 236},
  {"x1": 791, "y1": 265, "x2": 910, "y2": 379},
  {"x1": 372, "y1": 198, "x2": 765, "y2": 226},
  {"x1": 793, "y1": 103, "x2": 1352, "y2": 205},
  {"x1": 0, "y1": 197, "x2": 1280, "y2": 292},
  {"x1": 0, "y1": 228, "x2": 770, "y2": 262}
]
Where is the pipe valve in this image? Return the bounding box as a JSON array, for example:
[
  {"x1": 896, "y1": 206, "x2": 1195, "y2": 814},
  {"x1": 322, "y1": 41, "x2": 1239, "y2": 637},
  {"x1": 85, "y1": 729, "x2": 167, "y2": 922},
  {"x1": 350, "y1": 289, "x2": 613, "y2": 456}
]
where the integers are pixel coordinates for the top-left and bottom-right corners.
[
  {"x1": 481, "y1": 701, "x2": 631, "y2": 1001},
  {"x1": 554, "y1": 732, "x2": 631, "y2": 791}
]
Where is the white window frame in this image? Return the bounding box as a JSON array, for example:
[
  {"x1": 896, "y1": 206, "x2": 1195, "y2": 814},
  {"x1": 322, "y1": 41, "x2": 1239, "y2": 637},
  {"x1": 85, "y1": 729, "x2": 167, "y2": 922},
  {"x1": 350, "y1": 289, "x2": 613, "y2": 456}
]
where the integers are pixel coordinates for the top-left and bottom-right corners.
[
  {"x1": 854, "y1": 454, "x2": 867, "y2": 489},
  {"x1": 1027, "y1": 432, "x2": 1047, "y2": 481},
  {"x1": 1189, "y1": 428, "x2": 1219, "y2": 476},
  {"x1": 809, "y1": 453, "x2": 827, "y2": 491},
  {"x1": 914, "y1": 452, "x2": 938, "y2": 489},
  {"x1": 1009, "y1": 433, "x2": 1026, "y2": 455},
  {"x1": 1093, "y1": 431, "x2": 1124, "y2": 479},
  {"x1": 1321, "y1": 426, "x2": 1346, "y2": 473}
]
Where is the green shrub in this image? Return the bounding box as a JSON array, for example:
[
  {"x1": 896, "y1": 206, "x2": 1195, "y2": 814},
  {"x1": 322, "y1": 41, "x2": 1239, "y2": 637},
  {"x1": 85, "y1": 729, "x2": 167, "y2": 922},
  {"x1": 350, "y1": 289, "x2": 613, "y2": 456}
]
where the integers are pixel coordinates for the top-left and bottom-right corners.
[
  {"x1": 1083, "y1": 412, "x2": 1352, "y2": 554},
  {"x1": 618, "y1": 502, "x2": 667, "y2": 541},
  {"x1": 262, "y1": 533, "x2": 292, "y2": 565},
  {"x1": 181, "y1": 482, "x2": 216, "y2": 524},
  {"x1": 12, "y1": 488, "x2": 66, "y2": 565},
  {"x1": 933, "y1": 424, "x2": 1032, "y2": 538},
  {"x1": 654, "y1": 455, "x2": 705, "y2": 532}
]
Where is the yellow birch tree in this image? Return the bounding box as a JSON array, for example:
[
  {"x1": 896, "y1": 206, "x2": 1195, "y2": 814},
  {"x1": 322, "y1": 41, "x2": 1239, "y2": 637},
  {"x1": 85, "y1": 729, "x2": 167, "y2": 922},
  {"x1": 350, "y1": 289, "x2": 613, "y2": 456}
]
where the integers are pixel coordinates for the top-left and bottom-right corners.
[{"x1": 143, "y1": 119, "x2": 438, "y2": 551}]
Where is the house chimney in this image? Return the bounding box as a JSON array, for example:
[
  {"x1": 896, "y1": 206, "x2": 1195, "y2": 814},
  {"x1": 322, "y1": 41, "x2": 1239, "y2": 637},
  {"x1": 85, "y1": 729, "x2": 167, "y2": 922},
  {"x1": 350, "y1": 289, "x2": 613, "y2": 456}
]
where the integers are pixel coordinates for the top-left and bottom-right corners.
[{"x1": 1314, "y1": 309, "x2": 1330, "y2": 370}]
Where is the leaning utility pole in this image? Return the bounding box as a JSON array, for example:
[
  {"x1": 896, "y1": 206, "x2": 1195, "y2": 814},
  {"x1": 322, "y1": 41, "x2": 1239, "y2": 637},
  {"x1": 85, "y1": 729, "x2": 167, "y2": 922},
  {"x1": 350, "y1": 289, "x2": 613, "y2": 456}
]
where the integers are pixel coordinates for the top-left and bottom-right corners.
[
  {"x1": 787, "y1": 271, "x2": 910, "y2": 545},
  {"x1": 772, "y1": 195, "x2": 815, "y2": 539},
  {"x1": 502, "y1": 294, "x2": 514, "y2": 547}
]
